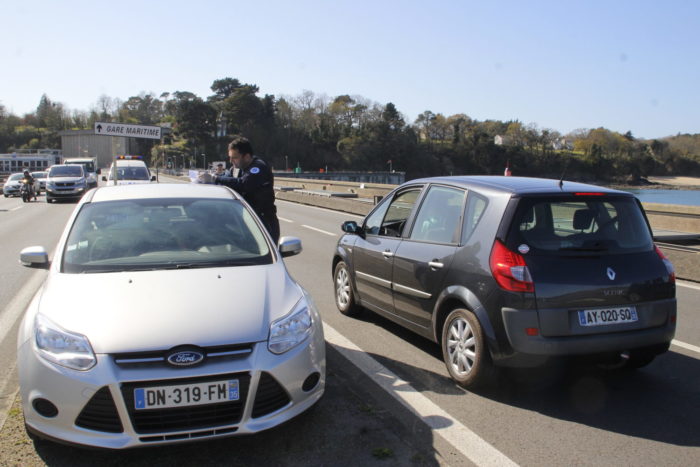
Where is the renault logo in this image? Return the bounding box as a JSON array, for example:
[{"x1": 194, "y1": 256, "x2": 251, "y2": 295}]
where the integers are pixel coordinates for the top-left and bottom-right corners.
[{"x1": 606, "y1": 267, "x2": 616, "y2": 281}]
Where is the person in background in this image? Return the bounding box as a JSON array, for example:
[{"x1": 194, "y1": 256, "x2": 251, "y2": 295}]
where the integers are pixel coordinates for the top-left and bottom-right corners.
[
  {"x1": 199, "y1": 136, "x2": 280, "y2": 243},
  {"x1": 21, "y1": 170, "x2": 37, "y2": 200},
  {"x1": 214, "y1": 163, "x2": 225, "y2": 175}
]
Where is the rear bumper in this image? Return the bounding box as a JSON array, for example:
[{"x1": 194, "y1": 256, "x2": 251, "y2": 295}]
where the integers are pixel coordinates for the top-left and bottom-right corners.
[{"x1": 501, "y1": 305, "x2": 676, "y2": 357}]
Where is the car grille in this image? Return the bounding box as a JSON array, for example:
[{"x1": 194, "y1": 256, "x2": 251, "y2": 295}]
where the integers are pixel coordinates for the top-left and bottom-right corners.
[
  {"x1": 252, "y1": 372, "x2": 291, "y2": 418},
  {"x1": 112, "y1": 343, "x2": 254, "y2": 368},
  {"x1": 121, "y1": 373, "x2": 251, "y2": 434},
  {"x1": 75, "y1": 386, "x2": 124, "y2": 433}
]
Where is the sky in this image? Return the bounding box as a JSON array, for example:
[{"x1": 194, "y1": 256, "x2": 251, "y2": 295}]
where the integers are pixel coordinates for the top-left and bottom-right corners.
[{"x1": 2, "y1": 0, "x2": 699, "y2": 140}]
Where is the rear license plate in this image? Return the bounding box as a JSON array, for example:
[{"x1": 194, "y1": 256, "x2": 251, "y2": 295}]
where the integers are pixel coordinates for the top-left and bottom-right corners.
[
  {"x1": 134, "y1": 379, "x2": 239, "y2": 410},
  {"x1": 577, "y1": 306, "x2": 638, "y2": 327}
]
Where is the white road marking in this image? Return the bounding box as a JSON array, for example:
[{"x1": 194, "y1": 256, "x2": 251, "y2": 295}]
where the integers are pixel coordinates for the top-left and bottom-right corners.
[
  {"x1": 677, "y1": 280, "x2": 700, "y2": 291},
  {"x1": 278, "y1": 216, "x2": 293, "y2": 223},
  {"x1": 10, "y1": 206, "x2": 22, "y2": 211},
  {"x1": 323, "y1": 323, "x2": 519, "y2": 467},
  {"x1": 672, "y1": 339, "x2": 700, "y2": 355},
  {"x1": 302, "y1": 225, "x2": 336, "y2": 236}
]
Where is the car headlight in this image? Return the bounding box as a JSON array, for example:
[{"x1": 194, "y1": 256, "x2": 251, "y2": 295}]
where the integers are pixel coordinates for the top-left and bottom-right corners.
[
  {"x1": 34, "y1": 314, "x2": 96, "y2": 370},
  {"x1": 268, "y1": 295, "x2": 315, "y2": 354}
]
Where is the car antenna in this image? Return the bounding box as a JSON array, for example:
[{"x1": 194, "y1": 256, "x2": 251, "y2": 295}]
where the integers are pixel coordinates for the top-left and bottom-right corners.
[{"x1": 558, "y1": 159, "x2": 570, "y2": 189}]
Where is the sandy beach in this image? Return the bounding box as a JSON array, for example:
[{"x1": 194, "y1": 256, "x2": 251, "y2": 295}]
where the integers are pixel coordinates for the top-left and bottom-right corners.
[{"x1": 646, "y1": 176, "x2": 700, "y2": 187}]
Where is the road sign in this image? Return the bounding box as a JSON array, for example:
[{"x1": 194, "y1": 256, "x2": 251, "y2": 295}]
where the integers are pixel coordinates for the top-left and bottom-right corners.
[{"x1": 94, "y1": 122, "x2": 162, "y2": 140}]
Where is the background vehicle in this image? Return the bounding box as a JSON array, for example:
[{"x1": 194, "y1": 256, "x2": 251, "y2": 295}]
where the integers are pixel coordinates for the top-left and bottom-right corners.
[
  {"x1": 102, "y1": 155, "x2": 155, "y2": 186},
  {"x1": 63, "y1": 157, "x2": 100, "y2": 188},
  {"x1": 17, "y1": 183, "x2": 324, "y2": 449},
  {"x1": 45, "y1": 164, "x2": 87, "y2": 203},
  {"x1": 19, "y1": 179, "x2": 35, "y2": 202},
  {"x1": 31, "y1": 171, "x2": 47, "y2": 195},
  {"x1": 3, "y1": 173, "x2": 23, "y2": 197},
  {"x1": 332, "y1": 176, "x2": 677, "y2": 388}
]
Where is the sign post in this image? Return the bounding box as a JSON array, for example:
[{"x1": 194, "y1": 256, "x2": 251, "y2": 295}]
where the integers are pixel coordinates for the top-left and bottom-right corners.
[{"x1": 95, "y1": 122, "x2": 163, "y2": 185}]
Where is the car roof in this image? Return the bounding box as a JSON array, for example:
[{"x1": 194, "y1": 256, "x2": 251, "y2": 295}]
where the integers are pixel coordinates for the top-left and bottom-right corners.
[
  {"x1": 407, "y1": 175, "x2": 630, "y2": 196},
  {"x1": 86, "y1": 183, "x2": 241, "y2": 203}
]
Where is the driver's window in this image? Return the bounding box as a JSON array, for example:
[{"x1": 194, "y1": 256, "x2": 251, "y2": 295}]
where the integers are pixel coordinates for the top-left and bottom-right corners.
[{"x1": 365, "y1": 189, "x2": 420, "y2": 237}]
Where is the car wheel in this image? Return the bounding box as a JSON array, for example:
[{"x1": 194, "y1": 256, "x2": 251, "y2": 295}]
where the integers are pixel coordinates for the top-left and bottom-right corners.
[
  {"x1": 3, "y1": 194, "x2": 7, "y2": 198},
  {"x1": 334, "y1": 261, "x2": 360, "y2": 316},
  {"x1": 46, "y1": 197, "x2": 53, "y2": 203},
  {"x1": 441, "y1": 308, "x2": 494, "y2": 389}
]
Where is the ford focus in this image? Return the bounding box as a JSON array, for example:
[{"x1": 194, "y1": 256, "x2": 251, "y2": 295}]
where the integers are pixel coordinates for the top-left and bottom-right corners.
[{"x1": 18, "y1": 183, "x2": 325, "y2": 448}]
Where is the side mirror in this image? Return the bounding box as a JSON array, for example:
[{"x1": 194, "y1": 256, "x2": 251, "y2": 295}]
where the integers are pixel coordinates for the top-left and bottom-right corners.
[
  {"x1": 102, "y1": 176, "x2": 107, "y2": 181},
  {"x1": 19, "y1": 246, "x2": 49, "y2": 268},
  {"x1": 341, "y1": 221, "x2": 361, "y2": 235},
  {"x1": 278, "y1": 236, "x2": 302, "y2": 257},
  {"x1": 151, "y1": 175, "x2": 156, "y2": 181}
]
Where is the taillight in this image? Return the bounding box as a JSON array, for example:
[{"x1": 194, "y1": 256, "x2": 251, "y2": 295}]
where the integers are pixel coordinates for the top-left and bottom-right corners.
[
  {"x1": 654, "y1": 245, "x2": 676, "y2": 283},
  {"x1": 489, "y1": 239, "x2": 534, "y2": 292}
]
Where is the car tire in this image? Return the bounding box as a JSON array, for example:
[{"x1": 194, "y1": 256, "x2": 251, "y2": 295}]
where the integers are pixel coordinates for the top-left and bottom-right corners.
[
  {"x1": 441, "y1": 308, "x2": 494, "y2": 389},
  {"x1": 334, "y1": 261, "x2": 360, "y2": 316},
  {"x1": 46, "y1": 197, "x2": 53, "y2": 203}
]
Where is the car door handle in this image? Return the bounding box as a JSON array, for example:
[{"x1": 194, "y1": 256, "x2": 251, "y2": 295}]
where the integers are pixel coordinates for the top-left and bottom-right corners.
[
  {"x1": 428, "y1": 261, "x2": 443, "y2": 269},
  {"x1": 382, "y1": 250, "x2": 394, "y2": 258}
]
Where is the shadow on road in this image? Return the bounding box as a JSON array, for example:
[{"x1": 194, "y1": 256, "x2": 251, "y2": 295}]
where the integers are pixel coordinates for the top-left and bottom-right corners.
[{"x1": 350, "y1": 306, "x2": 700, "y2": 448}]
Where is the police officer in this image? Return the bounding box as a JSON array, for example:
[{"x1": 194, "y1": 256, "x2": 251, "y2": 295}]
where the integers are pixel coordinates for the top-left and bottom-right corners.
[{"x1": 200, "y1": 136, "x2": 280, "y2": 243}]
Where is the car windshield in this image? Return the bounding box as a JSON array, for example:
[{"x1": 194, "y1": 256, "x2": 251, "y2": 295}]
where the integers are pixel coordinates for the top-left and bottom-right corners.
[
  {"x1": 62, "y1": 197, "x2": 272, "y2": 273},
  {"x1": 50, "y1": 166, "x2": 83, "y2": 177},
  {"x1": 67, "y1": 161, "x2": 95, "y2": 172},
  {"x1": 109, "y1": 166, "x2": 150, "y2": 180},
  {"x1": 8, "y1": 173, "x2": 23, "y2": 181},
  {"x1": 507, "y1": 195, "x2": 654, "y2": 254}
]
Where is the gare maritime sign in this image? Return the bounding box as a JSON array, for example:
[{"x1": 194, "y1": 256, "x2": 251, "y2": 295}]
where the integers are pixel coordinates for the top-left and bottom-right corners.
[{"x1": 94, "y1": 122, "x2": 162, "y2": 140}]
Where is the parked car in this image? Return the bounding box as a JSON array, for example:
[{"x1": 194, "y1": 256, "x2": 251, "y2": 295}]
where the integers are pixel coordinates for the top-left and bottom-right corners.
[
  {"x1": 45, "y1": 164, "x2": 88, "y2": 203},
  {"x1": 3, "y1": 172, "x2": 24, "y2": 197},
  {"x1": 17, "y1": 183, "x2": 324, "y2": 449},
  {"x1": 332, "y1": 176, "x2": 676, "y2": 388},
  {"x1": 31, "y1": 170, "x2": 48, "y2": 194}
]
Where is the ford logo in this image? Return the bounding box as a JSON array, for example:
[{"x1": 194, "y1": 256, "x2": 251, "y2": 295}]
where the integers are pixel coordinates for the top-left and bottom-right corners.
[{"x1": 167, "y1": 350, "x2": 205, "y2": 367}]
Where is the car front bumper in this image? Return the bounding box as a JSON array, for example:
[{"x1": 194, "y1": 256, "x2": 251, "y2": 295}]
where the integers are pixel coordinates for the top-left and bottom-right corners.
[
  {"x1": 18, "y1": 325, "x2": 325, "y2": 449},
  {"x1": 46, "y1": 187, "x2": 86, "y2": 199}
]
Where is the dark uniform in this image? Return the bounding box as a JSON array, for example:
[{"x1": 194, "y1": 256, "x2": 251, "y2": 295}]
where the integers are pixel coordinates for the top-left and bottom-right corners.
[{"x1": 214, "y1": 156, "x2": 280, "y2": 243}]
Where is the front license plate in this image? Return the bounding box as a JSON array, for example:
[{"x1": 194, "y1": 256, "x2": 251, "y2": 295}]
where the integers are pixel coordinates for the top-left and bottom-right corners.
[
  {"x1": 577, "y1": 306, "x2": 638, "y2": 327},
  {"x1": 134, "y1": 379, "x2": 239, "y2": 410}
]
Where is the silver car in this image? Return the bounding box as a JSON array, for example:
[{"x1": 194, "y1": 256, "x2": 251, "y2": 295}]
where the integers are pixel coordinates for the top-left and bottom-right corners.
[
  {"x1": 17, "y1": 183, "x2": 325, "y2": 449},
  {"x1": 3, "y1": 172, "x2": 23, "y2": 197}
]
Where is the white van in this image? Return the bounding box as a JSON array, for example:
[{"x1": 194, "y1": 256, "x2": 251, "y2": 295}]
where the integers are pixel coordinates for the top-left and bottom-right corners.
[
  {"x1": 63, "y1": 157, "x2": 100, "y2": 188},
  {"x1": 103, "y1": 156, "x2": 156, "y2": 186}
]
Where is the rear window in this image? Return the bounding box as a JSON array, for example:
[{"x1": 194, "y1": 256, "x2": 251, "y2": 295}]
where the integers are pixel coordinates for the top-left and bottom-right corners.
[{"x1": 507, "y1": 196, "x2": 653, "y2": 254}]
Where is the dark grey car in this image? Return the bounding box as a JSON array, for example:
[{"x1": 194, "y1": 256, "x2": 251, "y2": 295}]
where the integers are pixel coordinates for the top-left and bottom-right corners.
[{"x1": 332, "y1": 176, "x2": 677, "y2": 388}]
